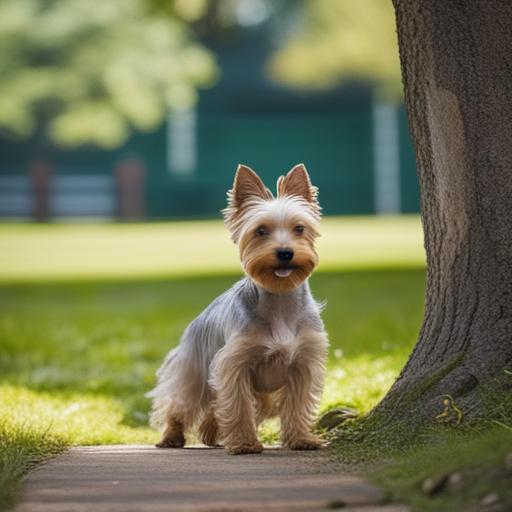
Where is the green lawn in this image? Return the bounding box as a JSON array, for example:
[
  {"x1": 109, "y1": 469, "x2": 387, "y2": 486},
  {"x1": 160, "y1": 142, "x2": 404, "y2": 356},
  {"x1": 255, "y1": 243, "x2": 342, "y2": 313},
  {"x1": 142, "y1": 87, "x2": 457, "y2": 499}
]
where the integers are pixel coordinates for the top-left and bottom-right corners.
[
  {"x1": 0, "y1": 215, "x2": 424, "y2": 282},
  {"x1": 1, "y1": 217, "x2": 509, "y2": 512}
]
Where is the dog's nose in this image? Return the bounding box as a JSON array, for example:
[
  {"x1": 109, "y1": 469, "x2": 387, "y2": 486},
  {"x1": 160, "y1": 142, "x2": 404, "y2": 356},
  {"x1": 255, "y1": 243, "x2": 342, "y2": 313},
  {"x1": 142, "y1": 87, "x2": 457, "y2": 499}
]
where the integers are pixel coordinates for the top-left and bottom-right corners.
[{"x1": 276, "y1": 248, "x2": 294, "y2": 261}]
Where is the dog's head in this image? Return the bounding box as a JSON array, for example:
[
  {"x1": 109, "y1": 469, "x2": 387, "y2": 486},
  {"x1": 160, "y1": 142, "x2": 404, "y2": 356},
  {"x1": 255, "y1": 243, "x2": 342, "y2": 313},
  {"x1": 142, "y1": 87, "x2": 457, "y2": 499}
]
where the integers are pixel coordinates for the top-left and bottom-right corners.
[{"x1": 223, "y1": 164, "x2": 321, "y2": 293}]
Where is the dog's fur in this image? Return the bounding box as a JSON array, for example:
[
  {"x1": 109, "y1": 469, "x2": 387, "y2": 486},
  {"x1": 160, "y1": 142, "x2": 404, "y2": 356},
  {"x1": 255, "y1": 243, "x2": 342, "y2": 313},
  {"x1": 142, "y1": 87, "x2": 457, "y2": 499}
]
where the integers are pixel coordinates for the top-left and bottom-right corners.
[{"x1": 147, "y1": 164, "x2": 329, "y2": 454}]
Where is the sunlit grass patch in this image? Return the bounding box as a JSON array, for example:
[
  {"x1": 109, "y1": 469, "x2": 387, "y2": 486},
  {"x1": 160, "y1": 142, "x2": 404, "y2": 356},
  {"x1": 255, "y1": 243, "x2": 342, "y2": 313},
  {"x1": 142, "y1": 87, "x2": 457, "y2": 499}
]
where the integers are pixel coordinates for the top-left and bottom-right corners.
[
  {"x1": 0, "y1": 385, "x2": 158, "y2": 446},
  {"x1": 0, "y1": 417, "x2": 64, "y2": 511},
  {"x1": 0, "y1": 385, "x2": 158, "y2": 509},
  {"x1": 323, "y1": 354, "x2": 403, "y2": 414},
  {"x1": 0, "y1": 216, "x2": 424, "y2": 282}
]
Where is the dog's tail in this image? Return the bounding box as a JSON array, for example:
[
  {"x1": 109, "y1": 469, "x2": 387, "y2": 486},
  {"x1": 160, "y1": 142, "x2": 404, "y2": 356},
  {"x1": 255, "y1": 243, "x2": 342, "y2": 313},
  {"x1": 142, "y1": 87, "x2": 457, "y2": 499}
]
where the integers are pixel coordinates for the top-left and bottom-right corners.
[
  {"x1": 146, "y1": 342, "x2": 210, "y2": 431},
  {"x1": 146, "y1": 347, "x2": 181, "y2": 430}
]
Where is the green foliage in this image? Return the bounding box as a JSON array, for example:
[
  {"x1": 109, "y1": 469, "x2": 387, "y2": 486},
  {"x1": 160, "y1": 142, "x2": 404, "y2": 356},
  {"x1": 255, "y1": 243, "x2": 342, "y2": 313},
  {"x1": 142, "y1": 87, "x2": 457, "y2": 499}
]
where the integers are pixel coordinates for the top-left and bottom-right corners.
[
  {"x1": 0, "y1": 0, "x2": 217, "y2": 147},
  {"x1": 268, "y1": 0, "x2": 402, "y2": 99}
]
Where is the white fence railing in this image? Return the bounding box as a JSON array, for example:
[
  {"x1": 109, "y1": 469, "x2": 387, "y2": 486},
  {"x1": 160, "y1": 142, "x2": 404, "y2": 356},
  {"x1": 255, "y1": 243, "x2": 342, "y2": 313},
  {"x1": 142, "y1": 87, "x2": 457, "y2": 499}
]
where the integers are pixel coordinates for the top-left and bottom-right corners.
[{"x1": 0, "y1": 174, "x2": 115, "y2": 218}]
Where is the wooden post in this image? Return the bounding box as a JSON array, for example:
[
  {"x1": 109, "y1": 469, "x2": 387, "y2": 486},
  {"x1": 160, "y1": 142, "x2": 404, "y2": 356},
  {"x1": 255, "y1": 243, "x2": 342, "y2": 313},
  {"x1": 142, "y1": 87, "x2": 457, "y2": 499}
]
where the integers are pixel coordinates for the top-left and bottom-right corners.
[
  {"x1": 29, "y1": 160, "x2": 53, "y2": 222},
  {"x1": 115, "y1": 159, "x2": 145, "y2": 220}
]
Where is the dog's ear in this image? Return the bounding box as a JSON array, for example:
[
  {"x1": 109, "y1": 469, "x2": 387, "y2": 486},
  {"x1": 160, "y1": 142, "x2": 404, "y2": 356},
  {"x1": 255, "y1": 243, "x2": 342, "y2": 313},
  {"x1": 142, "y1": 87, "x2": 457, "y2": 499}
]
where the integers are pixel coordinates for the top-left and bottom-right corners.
[
  {"x1": 226, "y1": 164, "x2": 272, "y2": 211},
  {"x1": 277, "y1": 164, "x2": 320, "y2": 215},
  {"x1": 223, "y1": 165, "x2": 272, "y2": 240}
]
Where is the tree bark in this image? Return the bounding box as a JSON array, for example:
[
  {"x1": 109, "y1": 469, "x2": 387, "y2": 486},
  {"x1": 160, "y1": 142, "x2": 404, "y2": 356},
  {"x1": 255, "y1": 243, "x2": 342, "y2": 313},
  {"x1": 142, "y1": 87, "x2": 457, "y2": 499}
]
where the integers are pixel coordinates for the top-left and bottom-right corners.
[{"x1": 376, "y1": 0, "x2": 512, "y2": 424}]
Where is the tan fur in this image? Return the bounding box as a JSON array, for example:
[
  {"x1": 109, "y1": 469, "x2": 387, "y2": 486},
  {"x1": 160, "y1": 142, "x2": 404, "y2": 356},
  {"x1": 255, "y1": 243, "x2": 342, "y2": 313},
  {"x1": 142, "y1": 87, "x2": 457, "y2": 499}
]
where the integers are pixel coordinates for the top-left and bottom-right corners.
[
  {"x1": 158, "y1": 325, "x2": 328, "y2": 452},
  {"x1": 199, "y1": 407, "x2": 219, "y2": 447},
  {"x1": 156, "y1": 415, "x2": 185, "y2": 448},
  {"x1": 255, "y1": 392, "x2": 279, "y2": 423},
  {"x1": 209, "y1": 330, "x2": 264, "y2": 454},
  {"x1": 155, "y1": 363, "x2": 206, "y2": 430},
  {"x1": 277, "y1": 163, "x2": 321, "y2": 218},
  {"x1": 223, "y1": 164, "x2": 273, "y2": 242},
  {"x1": 238, "y1": 218, "x2": 319, "y2": 293},
  {"x1": 279, "y1": 329, "x2": 328, "y2": 449},
  {"x1": 154, "y1": 164, "x2": 328, "y2": 454},
  {"x1": 226, "y1": 164, "x2": 321, "y2": 294},
  {"x1": 209, "y1": 326, "x2": 328, "y2": 454}
]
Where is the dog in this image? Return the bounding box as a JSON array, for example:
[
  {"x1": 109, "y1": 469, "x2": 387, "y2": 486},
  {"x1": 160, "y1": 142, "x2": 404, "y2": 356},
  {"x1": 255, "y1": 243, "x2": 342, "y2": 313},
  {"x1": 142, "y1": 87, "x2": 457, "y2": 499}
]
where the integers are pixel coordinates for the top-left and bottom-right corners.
[{"x1": 147, "y1": 163, "x2": 329, "y2": 455}]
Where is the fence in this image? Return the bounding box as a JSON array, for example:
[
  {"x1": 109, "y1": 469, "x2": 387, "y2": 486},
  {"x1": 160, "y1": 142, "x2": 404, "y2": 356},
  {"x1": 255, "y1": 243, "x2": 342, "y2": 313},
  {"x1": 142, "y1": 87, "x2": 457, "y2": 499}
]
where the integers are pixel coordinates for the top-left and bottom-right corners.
[
  {"x1": 0, "y1": 160, "x2": 144, "y2": 221},
  {"x1": 0, "y1": 104, "x2": 419, "y2": 221}
]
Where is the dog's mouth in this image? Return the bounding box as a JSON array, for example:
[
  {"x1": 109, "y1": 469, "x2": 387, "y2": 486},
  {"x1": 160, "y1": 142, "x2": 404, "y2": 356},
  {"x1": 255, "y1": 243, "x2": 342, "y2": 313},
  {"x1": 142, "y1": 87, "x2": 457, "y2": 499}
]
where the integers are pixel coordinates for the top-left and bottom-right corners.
[{"x1": 274, "y1": 267, "x2": 294, "y2": 278}]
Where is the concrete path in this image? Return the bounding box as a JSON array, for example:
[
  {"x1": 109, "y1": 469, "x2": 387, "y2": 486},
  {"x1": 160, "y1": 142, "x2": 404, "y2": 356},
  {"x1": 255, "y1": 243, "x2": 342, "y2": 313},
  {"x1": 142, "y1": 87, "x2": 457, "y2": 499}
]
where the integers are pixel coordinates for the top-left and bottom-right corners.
[{"x1": 16, "y1": 445, "x2": 408, "y2": 512}]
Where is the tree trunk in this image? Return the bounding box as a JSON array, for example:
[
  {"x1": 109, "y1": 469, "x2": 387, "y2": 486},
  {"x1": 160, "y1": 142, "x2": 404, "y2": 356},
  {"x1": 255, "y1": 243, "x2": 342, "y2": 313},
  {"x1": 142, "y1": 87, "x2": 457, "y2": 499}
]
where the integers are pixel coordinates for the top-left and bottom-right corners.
[{"x1": 376, "y1": 0, "x2": 512, "y2": 424}]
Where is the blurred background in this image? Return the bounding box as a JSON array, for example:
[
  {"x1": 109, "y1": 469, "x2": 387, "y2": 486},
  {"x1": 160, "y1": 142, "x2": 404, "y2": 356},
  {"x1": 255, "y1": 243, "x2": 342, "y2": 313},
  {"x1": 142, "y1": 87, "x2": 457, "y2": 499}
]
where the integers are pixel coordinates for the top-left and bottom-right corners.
[{"x1": 0, "y1": 0, "x2": 418, "y2": 222}]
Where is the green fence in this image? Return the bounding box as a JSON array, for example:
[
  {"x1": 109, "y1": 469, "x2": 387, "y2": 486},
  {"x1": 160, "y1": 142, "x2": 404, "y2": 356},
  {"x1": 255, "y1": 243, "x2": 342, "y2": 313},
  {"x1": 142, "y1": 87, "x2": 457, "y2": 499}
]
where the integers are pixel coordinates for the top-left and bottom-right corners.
[
  {"x1": 0, "y1": 105, "x2": 419, "y2": 219},
  {"x1": 145, "y1": 106, "x2": 419, "y2": 218}
]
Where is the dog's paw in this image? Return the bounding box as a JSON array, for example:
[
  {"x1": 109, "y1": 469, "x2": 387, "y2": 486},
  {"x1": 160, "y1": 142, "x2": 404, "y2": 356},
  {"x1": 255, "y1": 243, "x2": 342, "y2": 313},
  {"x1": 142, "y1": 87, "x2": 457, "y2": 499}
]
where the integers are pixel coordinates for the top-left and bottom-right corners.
[
  {"x1": 201, "y1": 436, "x2": 221, "y2": 448},
  {"x1": 155, "y1": 436, "x2": 185, "y2": 449},
  {"x1": 285, "y1": 436, "x2": 326, "y2": 451},
  {"x1": 200, "y1": 426, "x2": 219, "y2": 447},
  {"x1": 226, "y1": 441, "x2": 264, "y2": 455}
]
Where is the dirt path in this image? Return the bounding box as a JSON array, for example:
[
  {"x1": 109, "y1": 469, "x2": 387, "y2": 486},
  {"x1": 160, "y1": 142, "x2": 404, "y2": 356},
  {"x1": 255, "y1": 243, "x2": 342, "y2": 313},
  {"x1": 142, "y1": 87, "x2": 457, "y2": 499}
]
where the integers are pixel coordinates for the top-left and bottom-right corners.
[{"x1": 15, "y1": 445, "x2": 408, "y2": 512}]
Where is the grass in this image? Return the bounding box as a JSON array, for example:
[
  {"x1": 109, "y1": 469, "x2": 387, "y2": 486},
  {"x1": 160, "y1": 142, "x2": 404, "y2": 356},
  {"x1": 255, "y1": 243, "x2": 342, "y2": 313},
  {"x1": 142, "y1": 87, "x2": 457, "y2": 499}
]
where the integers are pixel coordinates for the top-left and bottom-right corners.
[
  {"x1": 0, "y1": 215, "x2": 424, "y2": 282},
  {"x1": 373, "y1": 427, "x2": 512, "y2": 511},
  {"x1": 0, "y1": 216, "x2": 510, "y2": 511}
]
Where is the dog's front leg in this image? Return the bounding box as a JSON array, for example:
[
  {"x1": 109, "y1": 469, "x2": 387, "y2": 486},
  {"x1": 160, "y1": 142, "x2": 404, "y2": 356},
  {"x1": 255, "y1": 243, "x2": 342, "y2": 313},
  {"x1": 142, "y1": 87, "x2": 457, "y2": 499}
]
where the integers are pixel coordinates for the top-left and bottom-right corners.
[
  {"x1": 210, "y1": 336, "x2": 263, "y2": 455},
  {"x1": 280, "y1": 329, "x2": 328, "y2": 450}
]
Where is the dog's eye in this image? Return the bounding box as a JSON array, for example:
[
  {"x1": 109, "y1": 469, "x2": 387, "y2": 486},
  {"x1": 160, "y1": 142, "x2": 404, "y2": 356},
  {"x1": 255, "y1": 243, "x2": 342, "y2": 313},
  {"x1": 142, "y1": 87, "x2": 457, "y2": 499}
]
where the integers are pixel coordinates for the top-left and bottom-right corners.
[
  {"x1": 294, "y1": 225, "x2": 305, "y2": 235},
  {"x1": 256, "y1": 226, "x2": 268, "y2": 237}
]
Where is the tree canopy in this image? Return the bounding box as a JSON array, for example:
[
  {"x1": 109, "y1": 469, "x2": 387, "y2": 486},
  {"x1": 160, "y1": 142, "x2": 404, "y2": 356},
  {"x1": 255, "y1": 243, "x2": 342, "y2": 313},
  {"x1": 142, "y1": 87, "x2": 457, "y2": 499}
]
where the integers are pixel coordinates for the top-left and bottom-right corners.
[
  {"x1": 0, "y1": 0, "x2": 217, "y2": 148},
  {"x1": 0, "y1": 0, "x2": 402, "y2": 148},
  {"x1": 267, "y1": 0, "x2": 402, "y2": 100}
]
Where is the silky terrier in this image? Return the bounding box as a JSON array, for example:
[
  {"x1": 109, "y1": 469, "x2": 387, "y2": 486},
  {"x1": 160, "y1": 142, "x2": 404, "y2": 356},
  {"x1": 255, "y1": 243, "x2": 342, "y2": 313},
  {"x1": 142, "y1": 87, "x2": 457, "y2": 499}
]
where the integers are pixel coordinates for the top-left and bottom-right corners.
[{"x1": 147, "y1": 164, "x2": 328, "y2": 454}]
